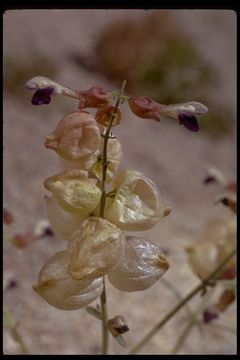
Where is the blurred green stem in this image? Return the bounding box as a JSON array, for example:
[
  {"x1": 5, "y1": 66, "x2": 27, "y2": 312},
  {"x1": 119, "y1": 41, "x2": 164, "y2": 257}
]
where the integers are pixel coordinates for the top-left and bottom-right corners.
[
  {"x1": 171, "y1": 288, "x2": 214, "y2": 354},
  {"x1": 3, "y1": 304, "x2": 28, "y2": 354},
  {"x1": 129, "y1": 248, "x2": 236, "y2": 354},
  {"x1": 99, "y1": 80, "x2": 127, "y2": 355}
]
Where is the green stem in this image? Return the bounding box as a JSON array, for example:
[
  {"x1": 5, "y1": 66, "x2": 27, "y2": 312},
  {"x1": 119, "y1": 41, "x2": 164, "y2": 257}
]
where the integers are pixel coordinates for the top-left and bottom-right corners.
[
  {"x1": 207, "y1": 322, "x2": 236, "y2": 334},
  {"x1": 99, "y1": 80, "x2": 127, "y2": 355},
  {"x1": 100, "y1": 277, "x2": 108, "y2": 354},
  {"x1": 160, "y1": 278, "x2": 193, "y2": 318},
  {"x1": 129, "y1": 248, "x2": 236, "y2": 354},
  {"x1": 3, "y1": 304, "x2": 28, "y2": 354},
  {"x1": 171, "y1": 288, "x2": 214, "y2": 354}
]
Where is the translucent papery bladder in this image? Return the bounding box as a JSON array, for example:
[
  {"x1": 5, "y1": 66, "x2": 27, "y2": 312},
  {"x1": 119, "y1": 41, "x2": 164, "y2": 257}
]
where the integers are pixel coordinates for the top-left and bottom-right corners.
[
  {"x1": 186, "y1": 218, "x2": 236, "y2": 280},
  {"x1": 108, "y1": 236, "x2": 169, "y2": 292},
  {"x1": 45, "y1": 111, "x2": 101, "y2": 161},
  {"x1": 44, "y1": 169, "x2": 101, "y2": 216},
  {"x1": 33, "y1": 250, "x2": 103, "y2": 310},
  {"x1": 104, "y1": 170, "x2": 170, "y2": 231},
  {"x1": 45, "y1": 195, "x2": 85, "y2": 241},
  {"x1": 67, "y1": 217, "x2": 126, "y2": 281},
  {"x1": 58, "y1": 125, "x2": 123, "y2": 183},
  {"x1": 92, "y1": 128, "x2": 123, "y2": 183}
]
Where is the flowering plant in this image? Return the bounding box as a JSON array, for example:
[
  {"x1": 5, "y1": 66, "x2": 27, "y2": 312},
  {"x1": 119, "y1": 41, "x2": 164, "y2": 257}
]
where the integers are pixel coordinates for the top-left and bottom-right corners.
[{"x1": 26, "y1": 76, "x2": 211, "y2": 353}]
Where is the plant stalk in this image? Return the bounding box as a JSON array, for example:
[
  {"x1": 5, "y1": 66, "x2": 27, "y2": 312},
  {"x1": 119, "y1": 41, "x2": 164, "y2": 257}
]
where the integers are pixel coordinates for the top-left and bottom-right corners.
[
  {"x1": 99, "y1": 80, "x2": 127, "y2": 355},
  {"x1": 129, "y1": 248, "x2": 236, "y2": 354}
]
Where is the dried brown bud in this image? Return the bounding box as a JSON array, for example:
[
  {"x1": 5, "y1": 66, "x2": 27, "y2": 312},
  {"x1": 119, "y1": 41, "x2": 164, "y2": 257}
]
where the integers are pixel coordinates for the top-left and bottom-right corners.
[
  {"x1": 77, "y1": 86, "x2": 112, "y2": 109},
  {"x1": 3, "y1": 208, "x2": 14, "y2": 225},
  {"x1": 95, "y1": 105, "x2": 121, "y2": 127},
  {"x1": 12, "y1": 232, "x2": 38, "y2": 248},
  {"x1": 129, "y1": 96, "x2": 162, "y2": 122},
  {"x1": 216, "y1": 289, "x2": 236, "y2": 312},
  {"x1": 107, "y1": 315, "x2": 129, "y2": 337}
]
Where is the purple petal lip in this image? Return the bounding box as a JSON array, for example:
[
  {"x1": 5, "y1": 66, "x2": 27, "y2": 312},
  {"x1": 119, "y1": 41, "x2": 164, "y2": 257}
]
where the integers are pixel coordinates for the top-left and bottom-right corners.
[
  {"x1": 178, "y1": 111, "x2": 199, "y2": 132},
  {"x1": 203, "y1": 309, "x2": 219, "y2": 323},
  {"x1": 203, "y1": 176, "x2": 217, "y2": 184},
  {"x1": 31, "y1": 87, "x2": 55, "y2": 105}
]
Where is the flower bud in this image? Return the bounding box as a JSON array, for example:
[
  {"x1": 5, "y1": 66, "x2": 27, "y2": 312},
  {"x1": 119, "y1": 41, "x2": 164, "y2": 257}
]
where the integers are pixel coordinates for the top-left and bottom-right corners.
[
  {"x1": 216, "y1": 289, "x2": 236, "y2": 312},
  {"x1": 67, "y1": 217, "x2": 126, "y2": 281},
  {"x1": 77, "y1": 85, "x2": 112, "y2": 109},
  {"x1": 45, "y1": 196, "x2": 85, "y2": 241},
  {"x1": 107, "y1": 315, "x2": 129, "y2": 337},
  {"x1": 45, "y1": 111, "x2": 101, "y2": 161},
  {"x1": 33, "y1": 250, "x2": 103, "y2": 310},
  {"x1": 129, "y1": 96, "x2": 162, "y2": 122},
  {"x1": 25, "y1": 76, "x2": 79, "y2": 105},
  {"x1": 44, "y1": 169, "x2": 101, "y2": 216},
  {"x1": 95, "y1": 105, "x2": 121, "y2": 127},
  {"x1": 108, "y1": 236, "x2": 169, "y2": 292},
  {"x1": 12, "y1": 232, "x2": 38, "y2": 248},
  {"x1": 104, "y1": 170, "x2": 170, "y2": 231},
  {"x1": 3, "y1": 208, "x2": 14, "y2": 225}
]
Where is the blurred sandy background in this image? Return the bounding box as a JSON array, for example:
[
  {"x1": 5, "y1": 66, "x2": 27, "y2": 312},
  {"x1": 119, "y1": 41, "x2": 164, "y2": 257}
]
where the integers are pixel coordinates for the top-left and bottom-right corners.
[{"x1": 3, "y1": 9, "x2": 236, "y2": 354}]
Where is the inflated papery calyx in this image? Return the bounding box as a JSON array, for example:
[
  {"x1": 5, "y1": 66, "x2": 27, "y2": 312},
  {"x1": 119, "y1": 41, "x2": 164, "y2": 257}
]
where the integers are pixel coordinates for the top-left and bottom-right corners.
[
  {"x1": 108, "y1": 236, "x2": 169, "y2": 291},
  {"x1": 59, "y1": 125, "x2": 123, "y2": 183},
  {"x1": 45, "y1": 196, "x2": 85, "y2": 241},
  {"x1": 186, "y1": 218, "x2": 236, "y2": 280},
  {"x1": 67, "y1": 217, "x2": 126, "y2": 281},
  {"x1": 44, "y1": 169, "x2": 101, "y2": 216},
  {"x1": 45, "y1": 111, "x2": 101, "y2": 161},
  {"x1": 91, "y1": 126, "x2": 123, "y2": 183},
  {"x1": 33, "y1": 250, "x2": 103, "y2": 310},
  {"x1": 104, "y1": 170, "x2": 170, "y2": 231}
]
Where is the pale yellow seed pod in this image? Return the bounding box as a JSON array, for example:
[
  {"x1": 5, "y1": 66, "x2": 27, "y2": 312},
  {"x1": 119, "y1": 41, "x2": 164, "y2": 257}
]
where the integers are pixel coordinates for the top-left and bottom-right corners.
[
  {"x1": 91, "y1": 130, "x2": 123, "y2": 183},
  {"x1": 45, "y1": 111, "x2": 101, "y2": 161},
  {"x1": 58, "y1": 153, "x2": 99, "y2": 172},
  {"x1": 33, "y1": 250, "x2": 103, "y2": 310},
  {"x1": 45, "y1": 195, "x2": 85, "y2": 241},
  {"x1": 186, "y1": 218, "x2": 236, "y2": 279},
  {"x1": 108, "y1": 236, "x2": 169, "y2": 292},
  {"x1": 104, "y1": 170, "x2": 170, "y2": 231},
  {"x1": 44, "y1": 169, "x2": 101, "y2": 216},
  {"x1": 67, "y1": 217, "x2": 126, "y2": 281}
]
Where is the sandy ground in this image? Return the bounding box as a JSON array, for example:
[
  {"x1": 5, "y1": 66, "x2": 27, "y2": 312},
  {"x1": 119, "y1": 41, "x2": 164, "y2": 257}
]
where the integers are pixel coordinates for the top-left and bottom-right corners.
[{"x1": 3, "y1": 10, "x2": 236, "y2": 354}]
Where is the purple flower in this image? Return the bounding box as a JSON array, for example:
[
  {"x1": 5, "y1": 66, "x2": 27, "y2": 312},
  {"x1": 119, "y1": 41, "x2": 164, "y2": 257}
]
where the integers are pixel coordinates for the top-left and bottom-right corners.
[
  {"x1": 31, "y1": 87, "x2": 55, "y2": 105},
  {"x1": 178, "y1": 111, "x2": 199, "y2": 132},
  {"x1": 160, "y1": 101, "x2": 208, "y2": 132},
  {"x1": 26, "y1": 76, "x2": 79, "y2": 106},
  {"x1": 203, "y1": 308, "x2": 219, "y2": 323}
]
